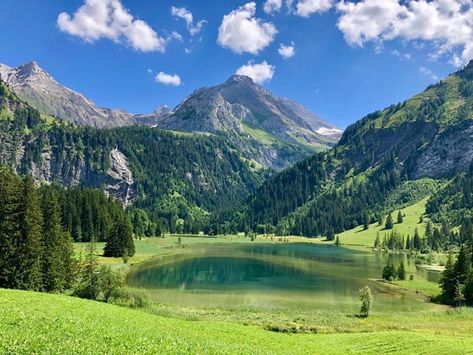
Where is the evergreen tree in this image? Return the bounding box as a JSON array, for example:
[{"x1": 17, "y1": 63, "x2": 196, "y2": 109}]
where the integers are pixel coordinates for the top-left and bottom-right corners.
[
  {"x1": 16, "y1": 176, "x2": 43, "y2": 290},
  {"x1": 0, "y1": 167, "x2": 22, "y2": 289},
  {"x1": 397, "y1": 210, "x2": 403, "y2": 224},
  {"x1": 440, "y1": 252, "x2": 456, "y2": 302},
  {"x1": 385, "y1": 212, "x2": 394, "y2": 230},
  {"x1": 363, "y1": 214, "x2": 370, "y2": 230},
  {"x1": 104, "y1": 216, "x2": 135, "y2": 257},
  {"x1": 327, "y1": 228, "x2": 335, "y2": 241},
  {"x1": 413, "y1": 228, "x2": 422, "y2": 250},
  {"x1": 41, "y1": 190, "x2": 68, "y2": 292},
  {"x1": 397, "y1": 260, "x2": 406, "y2": 280},
  {"x1": 374, "y1": 232, "x2": 381, "y2": 249},
  {"x1": 74, "y1": 239, "x2": 99, "y2": 300}
]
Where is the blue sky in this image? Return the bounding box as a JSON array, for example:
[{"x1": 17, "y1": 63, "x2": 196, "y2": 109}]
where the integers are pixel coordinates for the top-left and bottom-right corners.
[{"x1": 0, "y1": 0, "x2": 471, "y2": 128}]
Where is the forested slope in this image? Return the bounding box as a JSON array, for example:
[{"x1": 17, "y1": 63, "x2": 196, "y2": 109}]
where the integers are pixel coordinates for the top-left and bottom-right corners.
[
  {"x1": 220, "y1": 61, "x2": 473, "y2": 237},
  {"x1": 0, "y1": 79, "x2": 265, "y2": 233}
]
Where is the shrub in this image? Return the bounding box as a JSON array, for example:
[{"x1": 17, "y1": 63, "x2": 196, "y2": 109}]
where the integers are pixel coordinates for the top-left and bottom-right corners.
[
  {"x1": 111, "y1": 288, "x2": 150, "y2": 308},
  {"x1": 359, "y1": 286, "x2": 373, "y2": 317}
]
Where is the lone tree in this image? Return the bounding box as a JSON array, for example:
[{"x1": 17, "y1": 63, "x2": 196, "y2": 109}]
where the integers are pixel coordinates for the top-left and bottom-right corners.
[
  {"x1": 363, "y1": 214, "x2": 370, "y2": 230},
  {"x1": 335, "y1": 235, "x2": 341, "y2": 246},
  {"x1": 359, "y1": 285, "x2": 373, "y2": 317},
  {"x1": 397, "y1": 210, "x2": 403, "y2": 224},
  {"x1": 385, "y1": 212, "x2": 394, "y2": 230},
  {"x1": 104, "y1": 216, "x2": 135, "y2": 258}
]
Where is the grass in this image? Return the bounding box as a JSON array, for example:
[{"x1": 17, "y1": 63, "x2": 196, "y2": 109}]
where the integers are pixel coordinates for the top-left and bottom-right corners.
[
  {"x1": 1, "y1": 289, "x2": 473, "y2": 354},
  {"x1": 337, "y1": 198, "x2": 428, "y2": 248}
]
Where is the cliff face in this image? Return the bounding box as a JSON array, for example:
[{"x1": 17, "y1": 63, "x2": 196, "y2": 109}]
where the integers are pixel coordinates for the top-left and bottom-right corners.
[
  {"x1": 0, "y1": 131, "x2": 135, "y2": 205},
  {"x1": 0, "y1": 79, "x2": 134, "y2": 204}
]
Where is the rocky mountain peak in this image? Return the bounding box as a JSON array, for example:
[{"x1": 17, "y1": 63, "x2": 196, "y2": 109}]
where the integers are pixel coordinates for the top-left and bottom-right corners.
[
  {"x1": 154, "y1": 104, "x2": 171, "y2": 115},
  {"x1": 17, "y1": 61, "x2": 45, "y2": 77}
]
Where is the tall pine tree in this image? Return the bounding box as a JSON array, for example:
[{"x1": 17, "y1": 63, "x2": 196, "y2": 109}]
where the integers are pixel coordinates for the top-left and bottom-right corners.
[
  {"x1": 41, "y1": 190, "x2": 70, "y2": 292},
  {"x1": 17, "y1": 175, "x2": 43, "y2": 290}
]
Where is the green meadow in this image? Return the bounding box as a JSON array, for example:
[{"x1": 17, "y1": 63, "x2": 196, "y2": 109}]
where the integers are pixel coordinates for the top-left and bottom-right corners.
[{"x1": 1, "y1": 289, "x2": 473, "y2": 354}]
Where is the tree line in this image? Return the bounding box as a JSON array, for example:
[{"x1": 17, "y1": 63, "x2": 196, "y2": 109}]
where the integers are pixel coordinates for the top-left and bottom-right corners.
[{"x1": 0, "y1": 167, "x2": 135, "y2": 293}]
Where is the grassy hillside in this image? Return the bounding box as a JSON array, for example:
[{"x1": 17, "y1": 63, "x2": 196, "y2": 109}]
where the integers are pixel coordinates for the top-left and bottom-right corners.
[
  {"x1": 1, "y1": 289, "x2": 473, "y2": 354},
  {"x1": 337, "y1": 198, "x2": 428, "y2": 248}
]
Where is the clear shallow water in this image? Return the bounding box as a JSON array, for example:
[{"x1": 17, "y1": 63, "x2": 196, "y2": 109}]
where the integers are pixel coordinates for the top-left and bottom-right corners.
[{"x1": 126, "y1": 243, "x2": 440, "y2": 310}]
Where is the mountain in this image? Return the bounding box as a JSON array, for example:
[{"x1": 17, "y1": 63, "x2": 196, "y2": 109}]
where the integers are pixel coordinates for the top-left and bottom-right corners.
[
  {"x1": 0, "y1": 62, "x2": 341, "y2": 169},
  {"x1": 218, "y1": 61, "x2": 473, "y2": 236},
  {"x1": 0, "y1": 62, "x2": 134, "y2": 128},
  {"x1": 156, "y1": 75, "x2": 342, "y2": 169},
  {"x1": 0, "y1": 79, "x2": 264, "y2": 233}
]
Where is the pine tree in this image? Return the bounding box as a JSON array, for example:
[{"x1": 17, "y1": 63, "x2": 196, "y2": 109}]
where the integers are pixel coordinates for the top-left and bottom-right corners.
[
  {"x1": 363, "y1": 214, "x2": 370, "y2": 230},
  {"x1": 440, "y1": 252, "x2": 456, "y2": 302},
  {"x1": 74, "y1": 238, "x2": 99, "y2": 300},
  {"x1": 413, "y1": 228, "x2": 422, "y2": 250},
  {"x1": 335, "y1": 235, "x2": 341, "y2": 246},
  {"x1": 397, "y1": 210, "x2": 403, "y2": 224},
  {"x1": 104, "y1": 215, "x2": 135, "y2": 257},
  {"x1": 397, "y1": 260, "x2": 406, "y2": 280},
  {"x1": 385, "y1": 212, "x2": 394, "y2": 230},
  {"x1": 41, "y1": 190, "x2": 67, "y2": 292},
  {"x1": 0, "y1": 167, "x2": 22, "y2": 289},
  {"x1": 425, "y1": 220, "x2": 434, "y2": 246},
  {"x1": 16, "y1": 176, "x2": 43, "y2": 290},
  {"x1": 374, "y1": 232, "x2": 381, "y2": 249}
]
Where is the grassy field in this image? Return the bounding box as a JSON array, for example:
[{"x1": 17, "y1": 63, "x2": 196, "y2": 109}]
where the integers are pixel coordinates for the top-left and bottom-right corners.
[
  {"x1": 1, "y1": 289, "x2": 473, "y2": 354},
  {"x1": 58, "y1": 220, "x2": 473, "y2": 353}
]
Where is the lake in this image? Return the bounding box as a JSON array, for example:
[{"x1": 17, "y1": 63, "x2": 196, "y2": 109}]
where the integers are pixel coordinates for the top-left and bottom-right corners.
[{"x1": 126, "y1": 243, "x2": 440, "y2": 311}]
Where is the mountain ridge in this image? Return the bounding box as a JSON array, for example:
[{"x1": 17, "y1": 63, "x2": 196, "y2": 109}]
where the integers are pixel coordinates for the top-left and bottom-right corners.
[{"x1": 0, "y1": 61, "x2": 341, "y2": 169}]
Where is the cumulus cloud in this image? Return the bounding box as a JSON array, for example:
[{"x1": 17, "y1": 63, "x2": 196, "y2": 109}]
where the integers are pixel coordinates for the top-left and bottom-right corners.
[
  {"x1": 279, "y1": 42, "x2": 296, "y2": 58},
  {"x1": 218, "y1": 2, "x2": 277, "y2": 54},
  {"x1": 336, "y1": 0, "x2": 473, "y2": 66},
  {"x1": 171, "y1": 7, "x2": 206, "y2": 36},
  {"x1": 295, "y1": 0, "x2": 334, "y2": 17},
  {"x1": 57, "y1": 0, "x2": 166, "y2": 52},
  {"x1": 155, "y1": 72, "x2": 182, "y2": 86},
  {"x1": 264, "y1": 0, "x2": 283, "y2": 14},
  {"x1": 236, "y1": 61, "x2": 275, "y2": 84}
]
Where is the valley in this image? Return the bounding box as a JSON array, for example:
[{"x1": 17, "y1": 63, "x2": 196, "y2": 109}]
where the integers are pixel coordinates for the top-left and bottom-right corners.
[{"x1": 2, "y1": 57, "x2": 473, "y2": 355}]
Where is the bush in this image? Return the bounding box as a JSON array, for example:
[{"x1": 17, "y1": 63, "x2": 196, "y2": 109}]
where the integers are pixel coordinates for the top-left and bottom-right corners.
[
  {"x1": 74, "y1": 265, "x2": 124, "y2": 303},
  {"x1": 359, "y1": 285, "x2": 373, "y2": 317},
  {"x1": 111, "y1": 288, "x2": 150, "y2": 308}
]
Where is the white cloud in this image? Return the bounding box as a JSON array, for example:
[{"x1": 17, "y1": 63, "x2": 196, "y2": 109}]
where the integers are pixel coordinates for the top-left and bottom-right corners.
[
  {"x1": 264, "y1": 0, "x2": 283, "y2": 14},
  {"x1": 236, "y1": 61, "x2": 275, "y2": 84},
  {"x1": 57, "y1": 0, "x2": 166, "y2": 52},
  {"x1": 155, "y1": 72, "x2": 182, "y2": 86},
  {"x1": 419, "y1": 66, "x2": 439, "y2": 81},
  {"x1": 168, "y1": 31, "x2": 183, "y2": 42},
  {"x1": 279, "y1": 42, "x2": 296, "y2": 58},
  {"x1": 336, "y1": 0, "x2": 473, "y2": 66},
  {"x1": 217, "y1": 2, "x2": 277, "y2": 54},
  {"x1": 147, "y1": 68, "x2": 153, "y2": 73},
  {"x1": 171, "y1": 7, "x2": 206, "y2": 36},
  {"x1": 295, "y1": 0, "x2": 334, "y2": 17}
]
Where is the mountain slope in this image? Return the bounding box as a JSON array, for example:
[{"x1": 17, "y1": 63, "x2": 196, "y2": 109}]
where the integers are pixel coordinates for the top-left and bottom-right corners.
[
  {"x1": 0, "y1": 79, "x2": 264, "y2": 233},
  {"x1": 156, "y1": 75, "x2": 341, "y2": 169},
  {"x1": 220, "y1": 61, "x2": 473, "y2": 236},
  {"x1": 0, "y1": 62, "x2": 133, "y2": 128}
]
